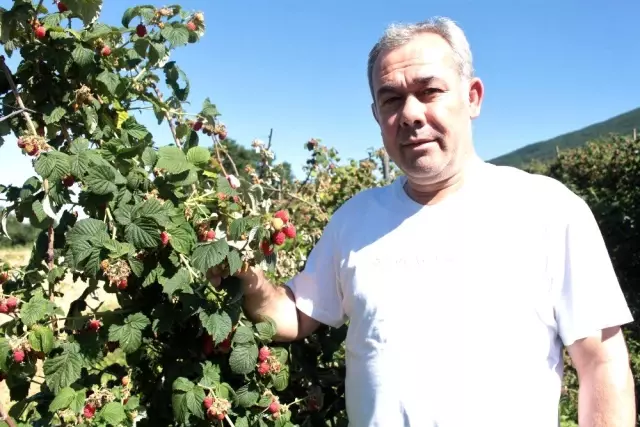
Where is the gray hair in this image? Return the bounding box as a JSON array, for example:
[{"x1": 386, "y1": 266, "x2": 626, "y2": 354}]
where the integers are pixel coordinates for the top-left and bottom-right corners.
[{"x1": 367, "y1": 17, "x2": 474, "y2": 101}]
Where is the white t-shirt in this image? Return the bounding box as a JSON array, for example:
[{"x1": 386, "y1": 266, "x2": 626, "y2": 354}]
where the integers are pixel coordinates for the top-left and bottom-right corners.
[{"x1": 286, "y1": 156, "x2": 633, "y2": 427}]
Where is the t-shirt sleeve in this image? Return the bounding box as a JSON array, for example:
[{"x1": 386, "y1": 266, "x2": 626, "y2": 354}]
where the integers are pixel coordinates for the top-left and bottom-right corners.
[
  {"x1": 554, "y1": 195, "x2": 634, "y2": 347},
  {"x1": 285, "y1": 218, "x2": 347, "y2": 329}
]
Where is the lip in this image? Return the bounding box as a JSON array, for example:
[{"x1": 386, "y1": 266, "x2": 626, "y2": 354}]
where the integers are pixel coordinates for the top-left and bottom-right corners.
[{"x1": 402, "y1": 139, "x2": 437, "y2": 147}]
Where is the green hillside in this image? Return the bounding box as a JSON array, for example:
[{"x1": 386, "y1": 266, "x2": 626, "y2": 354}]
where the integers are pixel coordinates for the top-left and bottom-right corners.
[{"x1": 489, "y1": 106, "x2": 640, "y2": 168}]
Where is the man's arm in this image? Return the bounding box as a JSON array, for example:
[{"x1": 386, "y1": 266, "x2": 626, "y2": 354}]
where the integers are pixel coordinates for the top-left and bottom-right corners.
[
  {"x1": 239, "y1": 268, "x2": 322, "y2": 342},
  {"x1": 567, "y1": 326, "x2": 635, "y2": 426}
]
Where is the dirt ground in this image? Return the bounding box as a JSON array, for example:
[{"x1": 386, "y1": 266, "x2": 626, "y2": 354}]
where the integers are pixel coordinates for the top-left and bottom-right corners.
[{"x1": 0, "y1": 246, "x2": 120, "y2": 417}]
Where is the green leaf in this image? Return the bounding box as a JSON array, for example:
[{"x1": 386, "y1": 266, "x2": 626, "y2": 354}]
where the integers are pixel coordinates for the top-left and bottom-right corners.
[
  {"x1": 43, "y1": 347, "x2": 84, "y2": 394},
  {"x1": 20, "y1": 291, "x2": 55, "y2": 327},
  {"x1": 166, "y1": 222, "x2": 196, "y2": 254},
  {"x1": 43, "y1": 106, "x2": 66, "y2": 124},
  {"x1": 161, "y1": 24, "x2": 189, "y2": 47},
  {"x1": 231, "y1": 325, "x2": 254, "y2": 345},
  {"x1": 199, "y1": 310, "x2": 233, "y2": 344},
  {"x1": 255, "y1": 318, "x2": 277, "y2": 343},
  {"x1": 156, "y1": 146, "x2": 191, "y2": 174},
  {"x1": 228, "y1": 342, "x2": 258, "y2": 375},
  {"x1": 141, "y1": 147, "x2": 157, "y2": 166},
  {"x1": 191, "y1": 240, "x2": 229, "y2": 273},
  {"x1": 108, "y1": 313, "x2": 150, "y2": 354},
  {"x1": 98, "y1": 402, "x2": 126, "y2": 425},
  {"x1": 171, "y1": 377, "x2": 205, "y2": 422},
  {"x1": 272, "y1": 366, "x2": 290, "y2": 391},
  {"x1": 96, "y1": 70, "x2": 120, "y2": 95},
  {"x1": 82, "y1": 105, "x2": 98, "y2": 134},
  {"x1": 235, "y1": 383, "x2": 260, "y2": 408},
  {"x1": 64, "y1": 0, "x2": 104, "y2": 26},
  {"x1": 85, "y1": 165, "x2": 117, "y2": 195},
  {"x1": 158, "y1": 268, "x2": 192, "y2": 297},
  {"x1": 217, "y1": 174, "x2": 238, "y2": 197},
  {"x1": 226, "y1": 249, "x2": 242, "y2": 275},
  {"x1": 48, "y1": 386, "x2": 76, "y2": 412},
  {"x1": 186, "y1": 146, "x2": 210, "y2": 168},
  {"x1": 28, "y1": 325, "x2": 55, "y2": 354},
  {"x1": 71, "y1": 45, "x2": 94, "y2": 66},
  {"x1": 34, "y1": 151, "x2": 71, "y2": 181},
  {"x1": 198, "y1": 362, "x2": 221, "y2": 388},
  {"x1": 125, "y1": 217, "x2": 160, "y2": 249},
  {"x1": 121, "y1": 117, "x2": 149, "y2": 140}
]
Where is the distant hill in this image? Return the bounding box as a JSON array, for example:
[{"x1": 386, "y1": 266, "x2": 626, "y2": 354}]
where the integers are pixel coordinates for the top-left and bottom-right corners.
[{"x1": 489, "y1": 106, "x2": 640, "y2": 168}]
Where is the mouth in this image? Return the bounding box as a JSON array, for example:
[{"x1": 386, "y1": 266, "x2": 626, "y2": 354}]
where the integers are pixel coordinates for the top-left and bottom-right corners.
[{"x1": 402, "y1": 139, "x2": 438, "y2": 148}]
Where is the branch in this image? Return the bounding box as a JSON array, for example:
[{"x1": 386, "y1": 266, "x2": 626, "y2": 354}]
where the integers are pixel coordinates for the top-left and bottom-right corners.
[
  {"x1": 0, "y1": 57, "x2": 37, "y2": 135},
  {"x1": 0, "y1": 404, "x2": 17, "y2": 427},
  {"x1": 151, "y1": 84, "x2": 182, "y2": 150}
]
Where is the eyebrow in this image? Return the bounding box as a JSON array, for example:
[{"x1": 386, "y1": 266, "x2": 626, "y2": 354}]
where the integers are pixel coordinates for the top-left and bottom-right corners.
[{"x1": 376, "y1": 76, "x2": 437, "y2": 98}]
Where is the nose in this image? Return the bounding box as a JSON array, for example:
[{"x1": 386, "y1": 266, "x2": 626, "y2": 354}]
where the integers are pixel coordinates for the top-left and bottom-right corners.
[{"x1": 400, "y1": 95, "x2": 426, "y2": 129}]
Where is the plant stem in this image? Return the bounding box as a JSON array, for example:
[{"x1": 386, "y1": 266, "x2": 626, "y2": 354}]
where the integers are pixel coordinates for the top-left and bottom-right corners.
[{"x1": 0, "y1": 57, "x2": 38, "y2": 135}]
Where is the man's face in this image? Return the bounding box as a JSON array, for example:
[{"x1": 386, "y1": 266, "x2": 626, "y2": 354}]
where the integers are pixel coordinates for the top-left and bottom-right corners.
[{"x1": 371, "y1": 32, "x2": 484, "y2": 185}]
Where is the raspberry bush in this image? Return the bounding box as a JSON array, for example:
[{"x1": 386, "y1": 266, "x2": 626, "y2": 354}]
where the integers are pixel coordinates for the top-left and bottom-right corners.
[{"x1": 0, "y1": 1, "x2": 382, "y2": 425}]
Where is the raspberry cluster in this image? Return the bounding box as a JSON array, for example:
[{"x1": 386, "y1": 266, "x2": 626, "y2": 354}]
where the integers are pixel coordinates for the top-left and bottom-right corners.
[
  {"x1": 82, "y1": 388, "x2": 117, "y2": 420},
  {"x1": 255, "y1": 346, "x2": 282, "y2": 376},
  {"x1": 202, "y1": 394, "x2": 231, "y2": 421},
  {"x1": 100, "y1": 259, "x2": 131, "y2": 290},
  {"x1": 261, "y1": 210, "x2": 296, "y2": 256},
  {"x1": 0, "y1": 296, "x2": 18, "y2": 314},
  {"x1": 17, "y1": 134, "x2": 47, "y2": 157},
  {"x1": 196, "y1": 221, "x2": 216, "y2": 242}
]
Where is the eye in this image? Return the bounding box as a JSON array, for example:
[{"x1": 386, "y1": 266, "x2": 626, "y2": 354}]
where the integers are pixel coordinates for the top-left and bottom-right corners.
[{"x1": 381, "y1": 96, "x2": 401, "y2": 105}]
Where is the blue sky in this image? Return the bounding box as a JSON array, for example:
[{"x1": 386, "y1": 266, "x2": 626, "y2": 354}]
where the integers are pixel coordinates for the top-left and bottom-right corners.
[{"x1": 2, "y1": 0, "x2": 640, "y2": 189}]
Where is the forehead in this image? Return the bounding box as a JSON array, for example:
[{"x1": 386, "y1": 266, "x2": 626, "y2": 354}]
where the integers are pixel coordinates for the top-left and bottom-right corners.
[{"x1": 372, "y1": 33, "x2": 458, "y2": 88}]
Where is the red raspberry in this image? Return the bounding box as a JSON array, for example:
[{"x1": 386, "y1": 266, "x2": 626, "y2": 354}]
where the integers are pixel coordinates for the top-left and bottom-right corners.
[
  {"x1": 0, "y1": 271, "x2": 8, "y2": 283},
  {"x1": 57, "y1": 2, "x2": 68, "y2": 12},
  {"x1": 0, "y1": 303, "x2": 8, "y2": 314},
  {"x1": 122, "y1": 376, "x2": 129, "y2": 386},
  {"x1": 273, "y1": 210, "x2": 289, "y2": 223},
  {"x1": 258, "y1": 346, "x2": 270, "y2": 362},
  {"x1": 160, "y1": 231, "x2": 170, "y2": 246},
  {"x1": 117, "y1": 278, "x2": 128, "y2": 290},
  {"x1": 88, "y1": 319, "x2": 101, "y2": 331},
  {"x1": 202, "y1": 334, "x2": 214, "y2": 356},
  {"x1": 206, "y1": 229, "x2": 215, "y2": 241},
  {"x1": 271, "y1": 231, "x2": 285, "y2": 246},
  {"x1": 257, "y1": 361, "x2": 270, "y2": 375},
  {"x1": 282, "y1": 224, "x2": 296, "y2": 239},
  {"x1": 136, "y1": 24, "x2": 147, "y2": 37},
  {"x1": 35, "y1": 26, "x2": 46, "y2": 39},
  {"x1": 100, "y1": 45, "x2": 111, "y2": 56},
  {"x1": 203, "y1": 396, "x2": 214, "y2": 409},
  {"x1": 83, "y1": 403, "x2": 96, "y2": 418},
  {"x1": 186, "y1": 21, "x2": 196, "y2": 31},
  {"x1": 16, "y1": 138, "x2": 25, "y2": 148},
  {"x1": 13, "y1": 349, "x2": 25, "y2": 363},
  {"x1": 192, "y1": 120, "x2": 202, "y2": 131},
  {"x1": 5, "y1": 297, "x2": 17, "y2": 311},
  {"x1": 261, "y1": 240, "x2": 273, "y2": 256},
  {"x1": 268, "y1": 401, "x2": 280, "y2": 414},
  {"x1": 27, "y1": 144, "x2": 39, "y2": 156},
  {"x1": 62, "y1": 175, "x2": 75, "y2": 187}
]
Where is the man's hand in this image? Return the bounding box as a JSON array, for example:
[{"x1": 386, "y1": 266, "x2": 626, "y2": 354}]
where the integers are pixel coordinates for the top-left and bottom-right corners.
[
  {"x1": 567, "y1": 326, "x2": 636, "y2": 427},
  {"x1": 206, "y1": 264, "x2": 321, "y2": 342}
]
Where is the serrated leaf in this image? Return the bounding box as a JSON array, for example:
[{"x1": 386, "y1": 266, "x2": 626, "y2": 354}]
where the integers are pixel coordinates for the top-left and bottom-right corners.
[
  {"x1": 199, "y1": 362, "x2": 221, "y2": 388},
  {"x1": 86, "y1": 164, "x2": 117, "y2": 195},
  {"x1": 231, "y1": 325, "x2": 254, "y2": 345},
  {"x1": 166, "y1": 222, "x2": 196, "y2": 254},
  {"x1": 158, "y1": 268, "x2": 192, "y2": 297},
  {"x1": 43, "y1": 106, "x2": 66, "y2": 124},
  {"x1": 199, "y1": 310, "x2": 233, "y2": 344},
  {"x1": 98, "y1": 402, "x2": 126, "y2": 425},
  {"x1": 43, "y1": 348, "x2": 83, "y2": 394},
  {"x1": 34, "y1": 151, "x2": 71, "y2": 181},
  {"x1": 125, "y1": 217, "x2": 160, "y2": 248},
  {"x1": 28, "y1": 325, "x2": 54, "y2": 354},
  {"x1": 272, "y1": 366, "x2": 290, "y2": 391},
  {"x1": 20, "y1": 292, "x2": 54, "y2": 327},
  {"x1": 122, "y1": 118, "x2": 149, "y2": 139},
  {"x1": 72, "y1": 45, "x2": 94, "y2": 66},
  {"x1": 217, "y1": 174, "x2": 238, "y2": 197},
  {"x1": 226, "y1": 249, "x2": 242, "y2": 275},
  {"x1": 228, "y1": 343, "x2": 258, "y2": 375},
  {"x1": 235, "y1": 383, "x2": 260, "y2": 408},
  {"x1": 96, "y1": 70, "x2": 119, "y2": 95},
  {"x1": 255, "y1": 320, "x2": 277, "y2": 343},
  {"x1": 186, "y1": 146, "x2": 210, "y2": 168},
  {"x1": 141, "y1": 147, "x2": 156, "y2": 166},
  {"x1": 82, "y1": 105, "x2": 98, "y2": 134},
  {"x1": 161, "y1": 25, "x2": 189, "y2": 47},
  {"x1": 108, "y1": 313, "x2": 150, "y2": 354},
  {"x1": 48, "y1": 386, "x2": 76, "y2": 412},
  {"x1": 64, "y1": 0, "x2": 103, "y2": 26},
  {"x1": 156, "y1": 146, "x2": 190, "y2": 174},
  {"x1": 191, "y1": 240, "x2": 229, "y2": 273}
]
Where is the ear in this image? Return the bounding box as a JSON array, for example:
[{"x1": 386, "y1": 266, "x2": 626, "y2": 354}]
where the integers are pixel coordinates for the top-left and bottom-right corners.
[{"x1": 467, "y1": 77, "x2": 484, "y2": 119}]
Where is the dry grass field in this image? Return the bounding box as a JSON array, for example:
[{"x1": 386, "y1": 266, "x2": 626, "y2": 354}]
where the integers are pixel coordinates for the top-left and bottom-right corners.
[{"x1": 0, "y1": 246, "x2": 120, "y2": 417}]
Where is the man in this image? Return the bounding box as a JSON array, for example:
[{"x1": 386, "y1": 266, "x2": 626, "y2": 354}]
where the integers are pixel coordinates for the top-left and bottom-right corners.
[{"x1": 210, "y1": 17, "x2": 636, "y2": 426}]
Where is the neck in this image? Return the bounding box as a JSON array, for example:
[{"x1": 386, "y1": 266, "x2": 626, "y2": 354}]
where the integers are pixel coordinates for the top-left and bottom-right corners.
[{"x1": 404, "y1": 153, "x2": 481, "y2": 205}]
